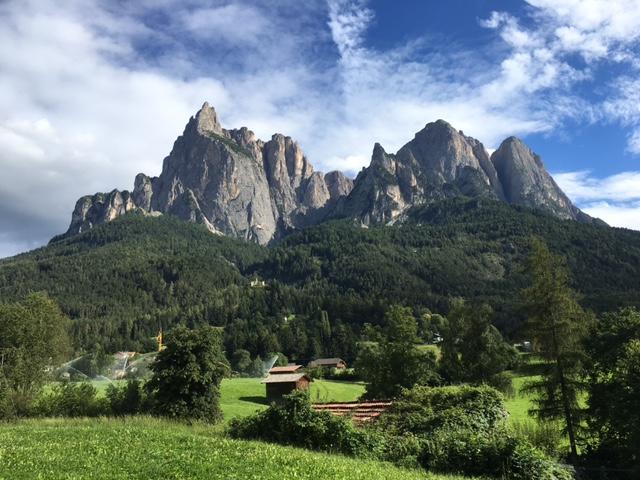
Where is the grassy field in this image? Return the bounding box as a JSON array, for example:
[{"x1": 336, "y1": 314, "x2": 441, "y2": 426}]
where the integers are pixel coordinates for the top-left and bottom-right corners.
[
  {"x1": 504, "y1": 374, "x2": 538, "y2": 423},
  {"x1": 219, "y1": 378, "x2": 366, "y2": 420},
  {"x1": 0, "y1": 417, "x2": 474, "y2": 480}
]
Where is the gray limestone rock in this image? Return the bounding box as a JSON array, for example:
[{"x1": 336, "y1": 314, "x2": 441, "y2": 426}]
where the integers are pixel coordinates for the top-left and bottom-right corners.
[{"x1": 61, "y1": 103, "x2": 597, "y2": 244}]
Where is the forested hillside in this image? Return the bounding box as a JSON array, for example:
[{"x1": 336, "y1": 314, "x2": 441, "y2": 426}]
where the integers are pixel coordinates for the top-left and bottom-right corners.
[{"x1": 1, "y1": 199, "x2": 639, "y2": 359}]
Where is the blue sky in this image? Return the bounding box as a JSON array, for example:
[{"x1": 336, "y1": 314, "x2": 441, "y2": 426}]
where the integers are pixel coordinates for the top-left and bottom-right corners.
[{"x1": 0, "y1": 0, "x2": 639, "y2": 257}]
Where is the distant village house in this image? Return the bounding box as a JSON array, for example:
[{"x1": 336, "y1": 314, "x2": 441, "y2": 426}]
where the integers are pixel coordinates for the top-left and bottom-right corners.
[{"x1": 307, "y1": 358, "x2": 347, "y2": 370}]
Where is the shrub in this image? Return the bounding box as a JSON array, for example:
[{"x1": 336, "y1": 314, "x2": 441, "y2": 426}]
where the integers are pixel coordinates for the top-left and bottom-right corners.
[
  {"x1": 377, "y1": 384, "x2": 508, "y2": 436},
  {"x1": 106, "y1": 379, "x2": 148, "y2": 415},
  {"x1": 377, "y1": 385, "x2": 573, "y2": 479},
  {"x1": 306, "y1": 366, "x2": 325, "y2": 379},
  {"x1": 229, "y1": 391, "x2": 383, "y2": 458},
  {"x1": 419, "y1": 427, "x2": 573, "y2": 480},
  {"x1": 511, "y1": 419, "x2": 564, "y2": 458},
  {"x1": 34, "y1": 382, "x2": 108, "y2": 417},
  {"x1": 0, "y1": 382, "x2": 14, "y2": 419},
  {"x1": 380, "y1": 433, "x2": 424, "y2": 469},
  {"x1": 328, "y1": 368, "x2": 360, "y2": 381},
  {"x1": 487, "y1": 371, "x2": 515, "y2": 398}
]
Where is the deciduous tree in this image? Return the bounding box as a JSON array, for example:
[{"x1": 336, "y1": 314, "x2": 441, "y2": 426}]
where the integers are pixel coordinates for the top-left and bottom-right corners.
[
  {"x1": 0, "y1": 292, "x2": 71, "y2": 416},
  {"x1": 356, "y1": 305, "x2": 439, "y2": 399},
  {"x1": 147, "y1": 325, "x2": 228, "y2": 422}
]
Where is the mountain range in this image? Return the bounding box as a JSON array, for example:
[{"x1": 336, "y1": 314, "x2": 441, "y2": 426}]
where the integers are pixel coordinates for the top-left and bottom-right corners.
[{"x1": 62, "y1": 103, "x2": 599, "y2": 244}]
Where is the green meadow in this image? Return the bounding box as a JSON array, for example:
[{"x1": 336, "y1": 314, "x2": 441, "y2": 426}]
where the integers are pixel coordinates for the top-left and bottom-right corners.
[
  {"x1": 0, "y1": 417, "x2": 475, "y2": 480},
  {"x1": 219, "y1": 378, "x2": 366, "y2": 420}
]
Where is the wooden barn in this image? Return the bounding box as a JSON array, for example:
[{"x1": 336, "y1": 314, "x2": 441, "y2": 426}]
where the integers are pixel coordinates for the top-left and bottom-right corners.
[
  {"x1": 307, "y1": 357, "x2": 348, "y2": 370},
  {"x1": 261, "y1": 373, "x2": 312, "y2": 401}
]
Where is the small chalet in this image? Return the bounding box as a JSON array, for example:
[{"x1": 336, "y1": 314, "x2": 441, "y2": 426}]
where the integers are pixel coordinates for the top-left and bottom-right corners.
[
  {"x1": 307, "y1": 358, "x2": 348, "y2": 370},
  {"x1": 261, "y1": 372, "x2": 312, "y2": 401},
  {"x1": 268, "y1": 364, "x2": 303, "y2": 375}
]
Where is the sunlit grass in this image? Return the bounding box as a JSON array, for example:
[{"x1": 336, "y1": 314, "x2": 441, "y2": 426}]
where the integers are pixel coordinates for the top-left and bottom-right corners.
[{"x1": 0, "y1": 417, "x2": 475, "y2": 480}]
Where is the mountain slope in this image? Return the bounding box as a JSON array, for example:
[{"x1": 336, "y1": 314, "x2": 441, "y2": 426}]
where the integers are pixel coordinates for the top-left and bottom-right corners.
[{"x1": 2, "y1": 199, "x2": 638, "y2": 356}]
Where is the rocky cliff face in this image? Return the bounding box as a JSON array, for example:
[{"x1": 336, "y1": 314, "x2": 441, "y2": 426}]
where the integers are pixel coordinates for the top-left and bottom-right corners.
[
  {"x1": 64, "y1": 103, "x2": 353, "y2": 244},
  {"x1": 338, "y1": 120, "x2": 594, "y2": 225},
  {"x1": 63, "y1": 104, "x2": 595, "y2": 244}
]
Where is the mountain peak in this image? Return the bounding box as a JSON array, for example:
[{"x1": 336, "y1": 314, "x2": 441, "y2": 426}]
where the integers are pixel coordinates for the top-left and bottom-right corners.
[{"x1": 193, "y1": 101, "x2": 223, "y2": 135}]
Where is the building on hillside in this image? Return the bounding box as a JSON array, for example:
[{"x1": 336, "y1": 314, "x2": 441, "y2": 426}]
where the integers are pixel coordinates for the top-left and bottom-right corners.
[
  {"x1": 262, "y1": 373, "x2": 312, "y2": 401},
  {"x1": 268, "y1": 364, "x2": 303, "y2": 375},
  {"x1": 307, "y1": 358, "x2": 347, "y2": 370}
]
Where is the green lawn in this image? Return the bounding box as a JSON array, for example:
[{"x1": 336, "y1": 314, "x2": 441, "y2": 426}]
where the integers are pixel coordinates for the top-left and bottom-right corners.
[
  {"x1": 220, "y1": 378, "x2": 366, "y2": 420},
  {"x1": 0, "y1": 417, "x2": 474, "y2": 480},
  {"x1": 504, "y1": 374, "x2": 538, "y2": 424}
]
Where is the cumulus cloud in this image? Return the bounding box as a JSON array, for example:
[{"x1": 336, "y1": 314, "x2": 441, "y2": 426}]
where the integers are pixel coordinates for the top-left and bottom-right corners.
[
  {"x1": 1, "y1": 0, "x2": 640, "y2": 257},
  {"x1": 554, "y1": 170, "x2": 640, "y2": 229},
  {"x1": 482, "y1": 0, "x2": 640, "y2": 151}
]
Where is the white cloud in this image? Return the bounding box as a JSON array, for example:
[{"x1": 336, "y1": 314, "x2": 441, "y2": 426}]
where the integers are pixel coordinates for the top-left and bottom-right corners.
[
  {"x1": 555, "y1": 170, "x2": 640, "y2": 202},
  {"x1": 580, "y1": 201, "x2": 640, "y2": 230},
  {"x1": 181, "y1": 4, "x2": 267, "y2": 43},
  {"x1": 554, "y1": 170, "x2": 640, "y2": 229}
]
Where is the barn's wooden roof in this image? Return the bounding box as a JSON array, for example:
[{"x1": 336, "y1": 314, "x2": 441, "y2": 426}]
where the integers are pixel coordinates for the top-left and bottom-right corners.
[
  {"x1": 261, "y1": 373, "x2": 310, "y2": 384},
  {"x1": 268, "y1": 365, "x2": 303, "y2": 374},
  {"x1": 312, "y1": 401, "x2": 392, "y2": 423}
]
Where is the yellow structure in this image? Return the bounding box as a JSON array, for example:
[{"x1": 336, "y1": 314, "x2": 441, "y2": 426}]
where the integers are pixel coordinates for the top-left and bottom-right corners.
[{"x1": 155, "y1": 329, "x2": 165, "y2": 351}]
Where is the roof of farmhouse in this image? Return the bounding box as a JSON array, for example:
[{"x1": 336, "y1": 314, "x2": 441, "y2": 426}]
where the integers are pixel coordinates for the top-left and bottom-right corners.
[
  {"x1": 268, "y1": 365, "x2": 303, "y2": 374},
  {"x1": 261, "y1": 373, "x2": 310, "y2": 384},
  {"x1": 309, "y1": 358, "x2": 345, "y2": 365}
]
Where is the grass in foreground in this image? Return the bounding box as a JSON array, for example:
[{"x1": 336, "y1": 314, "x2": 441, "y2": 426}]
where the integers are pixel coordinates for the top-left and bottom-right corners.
[{"x1": 0, "y1": 417, "x2": 473, "y2": 480}]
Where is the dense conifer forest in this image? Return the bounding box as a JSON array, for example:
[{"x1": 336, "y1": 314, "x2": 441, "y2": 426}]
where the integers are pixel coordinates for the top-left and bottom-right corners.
[{"x1": 1, "y1": 198, "x2": 639, "y2": 362}]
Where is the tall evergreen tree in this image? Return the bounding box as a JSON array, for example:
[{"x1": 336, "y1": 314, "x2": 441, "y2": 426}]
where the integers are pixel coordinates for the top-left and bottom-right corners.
[
  {"x1": 585, "y1": 308, "x2": 640, "y2": 476},
  {"x1": 521, "y1": 238, "x2": 592, "y2": 461},
  {"x1": 440, "y1": 300, "x2": 517, "y2": 385}
]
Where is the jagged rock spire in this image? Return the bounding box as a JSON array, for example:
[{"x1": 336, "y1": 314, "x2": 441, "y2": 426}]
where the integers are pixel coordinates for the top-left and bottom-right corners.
[{"x1": 193, "y1": 102, "x2": 223, "y2": 135}]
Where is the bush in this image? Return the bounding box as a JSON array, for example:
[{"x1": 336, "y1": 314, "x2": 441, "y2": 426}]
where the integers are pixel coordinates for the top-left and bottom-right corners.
[
  {"x1": 230, "y1": 385, "x2": 572, "y2": 480},
  {"x1": 229, "y1": 391, "x2": 383, "y2": 458},
  {"x1": 376, "y1": 384, "x2": 508, "y2": 436},
  {"x1": 106, "y1": 380, "x2": 148, "y2": 415},
  {"x1": 327, "y1": 368, "x2": 360, "y2": 381},
  {"x1": 306, "y1": 366, "x2": 325, "y2": 379},
  {"x1": 376, "y1": 385, "x2": 572, "y2": 479},
  {"x1": 34, "y1": 382, "x2": 108, "y2": 417},
  {"x1": 380, "y1": 433, "x2": 424, "y2": 468},
  {"x1": 487, "y1": 371, "x2": 515, "y2": 398},
  {"x1": 420, "y1": 427, "x2": 573, "y2": 480},
  {"x1": 511, "y1": 419, "x2": 564, "y2": 458},
  {"x1": 0, "y1": 383, "x2": 15, "y2": 419}
]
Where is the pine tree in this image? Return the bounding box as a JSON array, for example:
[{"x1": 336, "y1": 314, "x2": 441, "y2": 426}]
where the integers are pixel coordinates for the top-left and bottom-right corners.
[{"x1": 521, "y1": 238, "x2": 592, "y2": 462}]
